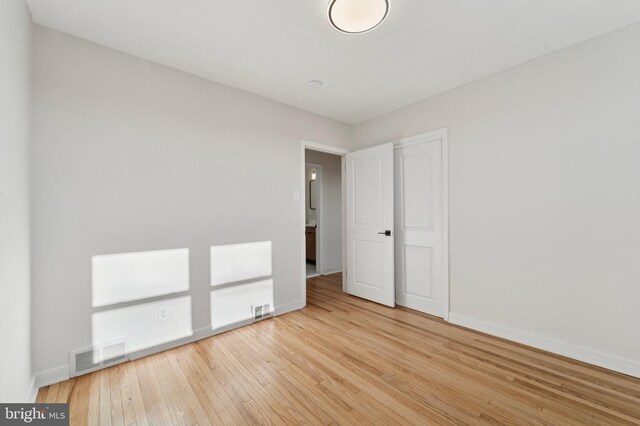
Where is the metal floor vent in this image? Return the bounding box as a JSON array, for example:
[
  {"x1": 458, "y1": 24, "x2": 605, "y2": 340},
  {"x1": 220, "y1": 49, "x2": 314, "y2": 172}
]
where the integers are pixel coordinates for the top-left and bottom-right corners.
[
  {"x1": 70, "y1": 341, "x2": 128, "y2": 377},
  {"x1": 254, "y1": 303, "x2": 272, "y2": 321}
]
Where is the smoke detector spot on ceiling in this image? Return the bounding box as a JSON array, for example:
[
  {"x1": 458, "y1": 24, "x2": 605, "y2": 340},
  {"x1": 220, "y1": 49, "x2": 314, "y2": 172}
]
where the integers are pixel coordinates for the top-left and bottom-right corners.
[{"x1": 307, "y1": 80, "x2": 323, "y2": 90}]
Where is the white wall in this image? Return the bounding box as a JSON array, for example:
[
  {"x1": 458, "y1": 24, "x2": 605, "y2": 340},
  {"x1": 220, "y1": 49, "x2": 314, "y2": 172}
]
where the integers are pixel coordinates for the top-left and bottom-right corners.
[
  {"x1": 353, "y1": 23, "x2": 640, "y2": 375},
  {"x1": 0, "y1": 0, "x2": 33, "y2": 402},
  {"x1": 31, "y1": 26, "x2": 351, "y2": 374},
  {"x1": 27, "y1": 15, "x2": 640, "y2": 381},
  {"x1": 306, "y1": 150, "x2": 343, "y2": 274}
]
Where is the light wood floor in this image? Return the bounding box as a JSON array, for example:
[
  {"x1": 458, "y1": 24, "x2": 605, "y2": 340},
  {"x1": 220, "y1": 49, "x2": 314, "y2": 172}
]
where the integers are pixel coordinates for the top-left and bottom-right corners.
[{"x1": 37, "y1": 273, "x2": 640, "y2": 425}]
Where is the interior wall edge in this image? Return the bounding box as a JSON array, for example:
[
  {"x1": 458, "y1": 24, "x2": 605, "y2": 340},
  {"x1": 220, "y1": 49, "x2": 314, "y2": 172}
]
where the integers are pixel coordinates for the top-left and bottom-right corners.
[
  {"x1": 0, "y1": 0, "x2": 34, "y2": 403},
  {"x1": 274, "y1": 299, "x2": 306, "y2": 316},
  {"x1": 34, "y1": 364, "x2": 69, "y2": 390},
  {"x1": 23, "y1": 376, "x2": 38, "y2": 403}
]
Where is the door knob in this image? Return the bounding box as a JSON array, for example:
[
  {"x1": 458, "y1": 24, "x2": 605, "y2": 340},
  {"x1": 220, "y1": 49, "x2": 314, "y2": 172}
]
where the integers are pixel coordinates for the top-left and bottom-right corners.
[{"x1": 378, "y1": 230, "x2": 392, "y2": 236}]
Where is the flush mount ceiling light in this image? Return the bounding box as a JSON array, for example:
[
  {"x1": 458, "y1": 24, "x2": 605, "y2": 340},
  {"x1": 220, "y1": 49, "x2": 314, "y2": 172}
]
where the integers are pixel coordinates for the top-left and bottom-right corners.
[{"x1": 328, "y1": 0, "x2": 390, "y2": 34}]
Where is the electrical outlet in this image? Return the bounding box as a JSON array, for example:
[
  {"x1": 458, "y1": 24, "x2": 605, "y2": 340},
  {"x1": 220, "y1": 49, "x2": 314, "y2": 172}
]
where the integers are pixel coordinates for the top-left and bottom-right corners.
[{"x1": 158, "y1": 306, "x2": 168, "y2": 321}]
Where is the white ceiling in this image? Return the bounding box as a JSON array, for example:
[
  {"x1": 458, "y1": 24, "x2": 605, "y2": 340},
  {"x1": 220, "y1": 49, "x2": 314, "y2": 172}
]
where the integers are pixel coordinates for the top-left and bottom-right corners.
[{"x1": 26, "y1": 0, "x2": 640, "y2": 124}]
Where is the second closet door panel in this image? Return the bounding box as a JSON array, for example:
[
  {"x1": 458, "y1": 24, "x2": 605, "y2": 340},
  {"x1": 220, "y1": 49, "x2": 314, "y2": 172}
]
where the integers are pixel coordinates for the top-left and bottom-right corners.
[{"x1": 394, "y1": 140, "x2": 445, "y2": 317}]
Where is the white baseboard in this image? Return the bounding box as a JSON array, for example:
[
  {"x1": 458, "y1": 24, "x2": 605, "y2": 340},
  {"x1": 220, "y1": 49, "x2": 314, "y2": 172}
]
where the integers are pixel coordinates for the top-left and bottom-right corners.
[
  {"x1": 34, "y1": 303, "x2": 306, "y2": 388},
  {"x1": 34, "y1": 364, "x2": 70, "y2": 389},
  {"x1": 274, "y1": 300, "x2": 305, "y2": 316},
  {"x1": 128, "y1": 325, "x2": 225, "y2": 362},
  {"x1": 448, "y1": 313, "x2": 640, "y2": 379},
  {"x1": 130, "y1": 305, "x2": 304, "y2": 361},
  {"x1": 320, "y1": 268, "x2": 342, "y2": 275},
  {"x1": 23, "y1": 376, "x2": 38, "y2": 402}
]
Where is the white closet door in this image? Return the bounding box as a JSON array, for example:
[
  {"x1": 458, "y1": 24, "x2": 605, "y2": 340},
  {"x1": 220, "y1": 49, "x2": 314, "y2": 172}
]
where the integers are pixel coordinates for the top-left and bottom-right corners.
[
  {"x1": 394, "y1": 139, "x2": 445, "y2": 317},
  {"x1": 346, "y1": 143, "x2": 395, "y2": 307}
]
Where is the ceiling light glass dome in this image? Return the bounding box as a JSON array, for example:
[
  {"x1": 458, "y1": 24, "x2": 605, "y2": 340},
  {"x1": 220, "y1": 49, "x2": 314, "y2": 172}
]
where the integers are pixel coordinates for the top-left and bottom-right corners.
[{"x1": 328, "y1": 0, "x2": 390, "y2": 34}]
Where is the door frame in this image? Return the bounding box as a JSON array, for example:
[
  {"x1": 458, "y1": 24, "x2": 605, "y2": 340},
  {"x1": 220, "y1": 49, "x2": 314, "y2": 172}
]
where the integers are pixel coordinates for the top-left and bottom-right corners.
[
  {"x1": 305, "y1": 162, "x2": 323, "y2": 276},
  {"x1": 299, "y1": 129, "x2": 448, "y2": 319},
  {"x1": 392, "y1": 128, "x2": 450, "y2": 320},
  {"x1": 301, "y1": 141, "x2": 350, "y2": 307}
]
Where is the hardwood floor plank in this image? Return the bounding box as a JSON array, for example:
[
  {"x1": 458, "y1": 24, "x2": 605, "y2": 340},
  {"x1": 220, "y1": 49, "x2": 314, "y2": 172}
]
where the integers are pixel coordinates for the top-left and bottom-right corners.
[
  {"x1": 303, "y1": 291, "x2": 570, "y2": 424},
  {"x1": 98, "y1": 368, "x2": 112, "y2": 426},
  {"x1": 179, "y1": 344, "x2": 245, "y2": 424},
  {"x1": 55, "y1": 379, "x2": 75, "y2": 403},
  {"x1": 44, "y1": 382, "x2": 60, "y2": 403},
  {"x1": 166, "y1": 350, "x2": 220, "y2": 425},
  {"x1": 209, "y1": 336, "x2": 291, "y2": 424},
  {"x1": 116, "y1": 364, "x2": 137, "y2": 426},
  {"x1": 108, "y1": 366, "x2": 125, "y2": 426},
  {"x1": 35, "y1": 387, "x2": 48, "y2": 403},
  {"x1": 34, "y1": 273, "x2": 640, "y2": 425},
  {"x1": 135, "y1": 355, "x2": 174, "y2": 426},
  {"x1": 215, "y1": 332, "x2": 310, "y2": 425},
  {"x1": 232, "y1": 327, "x2": 330, "y2": 425},
  {"x1": 150, "y1": 353, "x2": 196, "y2": 426},
  {"x1": 123, "y1": 363, "x2": 148, "y2": 426},
  {"x1": 233, "y1": 328, "x2": 335, "y2": 425},
  {"x1": 69, "y1": 375, "x2": 90, "y2": 425},
  {"x1": 88, "y1": 370, "x2": 101, "y2": 425},
  {"x1": 193, "y1": 341, "x2": 260, "y2": 424},
  {"x1": 274, "y1": 312, "x2": 474, "y2": 425}
]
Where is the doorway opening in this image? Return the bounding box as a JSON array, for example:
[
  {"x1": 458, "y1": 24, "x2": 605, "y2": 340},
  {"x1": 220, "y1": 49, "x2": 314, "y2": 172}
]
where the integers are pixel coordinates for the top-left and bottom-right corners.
[
  {"x1": 301, "y1": 141, "x2": 350, "y2": 306},
  {"x1": 304, "y1": 152, "x2": 343, "y2": 278},
  {"x1": 301, "y1": 130, "x2": 449, "y2": 319},
  {"x1": 305, "y1": 163, "x2": 321, "y2": 278}
]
